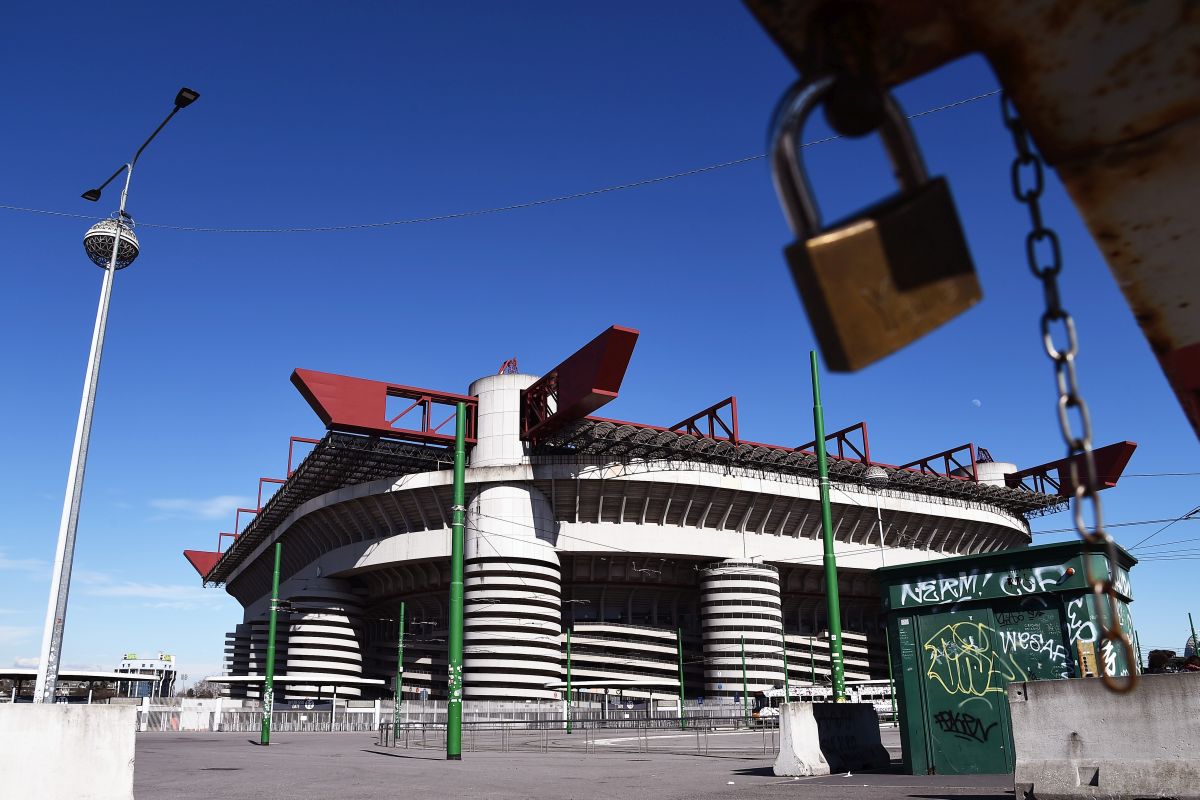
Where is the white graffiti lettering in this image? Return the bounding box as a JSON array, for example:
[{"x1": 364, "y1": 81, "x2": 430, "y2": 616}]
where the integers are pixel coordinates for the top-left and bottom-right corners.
[
  {"x1": 1112, "y1": 568, "x2": 1132, "y2": 599},
  {"x1": 996, "y1": 630, "x2": 1068, "y2": 663},
  {"x1": 1066, "y1": 597, "x2": 1097, "y2": 644},
  {"x1": 897, "y1": 564, "x2": 1073, "y2": 607},
  {"x1": 1100, "y1": 639, "x2": 1120, "y2": 678},
  {"x1": 899, "y1": 572, "x2": 994, "y2": 606},
  {"x1": 1000, "y1": 566, "x2": 1066, "y2": 597}
]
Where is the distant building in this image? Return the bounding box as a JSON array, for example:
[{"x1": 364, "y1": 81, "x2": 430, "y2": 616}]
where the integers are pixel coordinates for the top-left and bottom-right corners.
[{"x1": 115, "y1": 653, "x2": 177, "y2": 698}]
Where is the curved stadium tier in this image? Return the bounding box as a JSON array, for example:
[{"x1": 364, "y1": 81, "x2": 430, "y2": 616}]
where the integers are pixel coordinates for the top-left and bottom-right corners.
[{"x1": 184, "y1": 326, "x2": 1133, "y2": 702}]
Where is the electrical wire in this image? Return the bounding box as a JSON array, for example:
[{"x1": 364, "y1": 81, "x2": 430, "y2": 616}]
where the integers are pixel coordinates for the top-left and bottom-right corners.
[
  {"x1": 1129, "y1": 505, "x2": 1200, "y2": 550},
  {"x1": 1032, "y1": 516, "x2": 1200, "y2": 536},
  {"x1": 0, "y1": 89, "x2": 1000, "y2": 235}
]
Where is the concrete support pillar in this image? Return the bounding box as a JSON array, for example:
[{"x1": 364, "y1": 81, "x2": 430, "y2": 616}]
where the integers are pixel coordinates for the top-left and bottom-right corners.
[
  {"x1": 282, "y1": 577, "x2": 366, "y2": 699},
  {"x1": 463, "y1": 374, "x2": 562, "y2": 701},
  {"x1": 699, "y1": 560, "x2": 785, "y2": 698}
]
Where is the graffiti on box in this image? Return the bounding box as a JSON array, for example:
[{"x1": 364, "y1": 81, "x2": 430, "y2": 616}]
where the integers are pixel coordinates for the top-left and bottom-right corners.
[
  {"x1": 922, "y1": 621, "x2": 1027, "y2": 697},
  {"x1": 898, "y1": 565, "x2": 1071, "y2": 608},
  {"x1": 932, "y1": 709, "x2": 999, "y2": 744}
]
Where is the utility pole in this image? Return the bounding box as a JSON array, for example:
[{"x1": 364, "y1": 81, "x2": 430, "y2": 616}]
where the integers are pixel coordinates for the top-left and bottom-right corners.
[
  {"x1": 676, "y1": 627, "x2": 686, "y2": 730},
  {"x1": 565, "y1": 627, "x2": 573, "y2": 734},
  {"x1": 446, "y1": 402, "x2": 467, "y2": 760},
  {"x1": 741, "y1": 634, "x2": 750, "y2": 726},
  {"x1": 261, "y1": 542, "x2": 282, "y2": 746},
  {"x1": 811, "y1": 351, "x2": 847, "y2": 701},
  {"x1": 394, "y1": 600, "x2": 405, "y2": 730}
]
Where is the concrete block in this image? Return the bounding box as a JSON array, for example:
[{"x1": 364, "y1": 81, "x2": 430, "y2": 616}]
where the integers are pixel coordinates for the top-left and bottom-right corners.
[
  {"x1": 1009, "y1": 673, "x2": 1200, "y2": 800},
  {"x1": 773, "y1": 702, "x2": 829, "y2": 776},
  {"x1": 0, "y1": 704, "x2": 136, "y2": 799},
  {"x1": 773, "y1": 702, "x2": 890, "y2": 776},
  {"x1": 813, "y1": 702, "x2": 892, "y2": 772}
]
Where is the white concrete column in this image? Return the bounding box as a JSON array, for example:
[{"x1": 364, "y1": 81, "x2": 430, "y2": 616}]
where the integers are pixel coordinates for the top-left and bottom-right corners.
[
  {"x1": 699, "y1": 560, "x2": 785, "y2": 698},
  {"x1": 461, "y1": 373, "x2": 563, "y2": 701},
  {"x1": 469, "y1": 373, "x2": 539, "y2": 468},
  {"x1": 282, "y1": 577, "x2": 366, "y2": 699},
  {"x1": 463, "y1": 482, "x2": 562, "y2": 701}
]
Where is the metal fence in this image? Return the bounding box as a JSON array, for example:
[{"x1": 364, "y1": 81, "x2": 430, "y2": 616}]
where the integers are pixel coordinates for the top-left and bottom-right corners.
[
  {"x1": 377, "y1": 716, "x2": 781, "y2": 756},
  {"x1": 140, "y1": 708, "x2": 379, "y2": 733}
]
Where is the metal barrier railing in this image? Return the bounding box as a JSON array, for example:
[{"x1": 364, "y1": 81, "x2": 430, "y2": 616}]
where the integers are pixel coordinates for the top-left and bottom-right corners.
[{"x1": 376, "y1": 714, "x2": 781, "y2": 756}]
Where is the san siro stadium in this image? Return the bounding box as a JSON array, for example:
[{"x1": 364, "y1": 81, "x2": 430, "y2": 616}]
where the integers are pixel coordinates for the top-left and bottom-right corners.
[{"x1": 185, "y1": 326, "x2": 1126, "y2": 705}]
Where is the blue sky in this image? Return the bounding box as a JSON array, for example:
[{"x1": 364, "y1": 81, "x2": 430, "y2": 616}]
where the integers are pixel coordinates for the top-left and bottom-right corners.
[{"x1": 0, "y1": 2, "x2": 1196, "y2": 683}]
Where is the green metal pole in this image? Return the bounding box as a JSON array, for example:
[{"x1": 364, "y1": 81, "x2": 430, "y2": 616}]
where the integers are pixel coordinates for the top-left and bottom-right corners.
[
  {"x1": 676, "y1": 627, "x2": 686, "y2": 730},
  {"x1": 811, "y1": 351, "x2": 847, "y2": 702},
  {"x1": 565, "y1": 627, "x2": 573, "y2": 734},
  {"x1": 741, "y1": 634, "x2": 749, "y2": 725},
  {"x1": 446, "y1": 402, "x2": 467, "y2": 760},
  {"x1": 260, "y1": 542, "x2": 282, "y2": 746},
  {"x1": 394, "y1": 600, "x2": 405, "y2": 729},
  {"x1": 885, "y1": 628, "x2": 898, "y2": 727},
  {"x1": 782, "y1": 630, "x2": 791, "y2": 705}
]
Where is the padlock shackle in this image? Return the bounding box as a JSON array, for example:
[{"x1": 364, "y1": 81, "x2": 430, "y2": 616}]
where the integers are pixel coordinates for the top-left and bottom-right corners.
[{"x1": 770, "y1": 75, "x2": 930, "y2": 238}]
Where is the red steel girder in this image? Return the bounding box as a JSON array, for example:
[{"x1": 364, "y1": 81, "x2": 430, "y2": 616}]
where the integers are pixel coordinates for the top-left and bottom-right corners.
[
  {"x1": 795, "y1": 421, "x2": 871, "y2": 463},
  {"x1": 287, "y1": 436, "x2": 321, "y2": 476},
  {"x1": 896, "y1": 443, "x2": 978, "y2": 481},
  {"x1": 183, "y1": 550, "x2": 222, "y2": 578},
  {"x1": 522, "y1": 325, "x2": 639, "y2": 442},
  {"x1": 291, "y1": 368, "x2": 477, "y2": 445},
  {"x1": 258, "y1": 477, "x2": 285, "y2": 510},
  {"x1": 670, "y1": 397, "x2": 739, "y2": 443},
  {"x1": 1004, "y1": 441, "x2": 1137, "y2": 497}
]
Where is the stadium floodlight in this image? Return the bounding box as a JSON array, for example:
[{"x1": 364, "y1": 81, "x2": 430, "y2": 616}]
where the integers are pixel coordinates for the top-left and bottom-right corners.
[{"x1": 33, "y1": 86, "x2": 199, "y2": 705}]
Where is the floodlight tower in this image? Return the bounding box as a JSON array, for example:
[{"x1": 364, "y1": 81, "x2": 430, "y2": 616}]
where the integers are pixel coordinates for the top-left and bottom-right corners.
[{"x1": 33, "y1": 88, "x2": 199, "y2": 704}]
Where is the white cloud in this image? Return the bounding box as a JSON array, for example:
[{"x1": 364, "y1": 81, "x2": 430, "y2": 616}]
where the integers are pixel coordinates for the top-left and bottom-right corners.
[
  {"x1": 0, "y1": 626, "x2": 37, "y2": 645},
  {"x1": 0, "y1": 551, "x2": 44, "y2": 573},
  {"x1": 148, "y1": 495, "x2": 251, "y2": 521},
  {"x1": 13, "y1": 656, "x2": 38, "y2": 668},
  {"x1": 83, "y1": 579, "x2": 228, "y2": 611}
]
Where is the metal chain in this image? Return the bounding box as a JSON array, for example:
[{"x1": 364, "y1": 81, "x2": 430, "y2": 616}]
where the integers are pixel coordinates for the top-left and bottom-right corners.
[{"x1": 1001, "y1": 94, "x2": 1137, "y2": 693}]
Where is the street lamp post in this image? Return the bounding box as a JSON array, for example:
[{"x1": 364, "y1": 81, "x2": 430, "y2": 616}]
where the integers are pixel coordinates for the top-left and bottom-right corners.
[
  {"x1": 863, "y1": 466, "x2": 889, "y2": 568},
  {"x1": 33, "y1": 87, "x2": 199, "y2": 704}
]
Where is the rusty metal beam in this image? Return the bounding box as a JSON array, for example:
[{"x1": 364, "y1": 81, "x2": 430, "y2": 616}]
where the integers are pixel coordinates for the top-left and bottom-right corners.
[{"x1": 744, "y1": 0, "x2": 1200, "y2": 435}]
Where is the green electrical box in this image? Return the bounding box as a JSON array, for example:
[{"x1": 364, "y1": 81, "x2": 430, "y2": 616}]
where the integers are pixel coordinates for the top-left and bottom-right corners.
[{"x1": 877, "y1": 541, "x2": 1137, "y2": 775}]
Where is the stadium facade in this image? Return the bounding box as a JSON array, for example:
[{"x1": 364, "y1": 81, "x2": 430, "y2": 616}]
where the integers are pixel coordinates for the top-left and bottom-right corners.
[{"x1": 184, "y1": 326, "x2": 1133, "y2": 703}]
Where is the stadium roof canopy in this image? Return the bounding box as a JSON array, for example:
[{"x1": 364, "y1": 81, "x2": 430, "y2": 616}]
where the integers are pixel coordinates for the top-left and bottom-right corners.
[{"x1": 189, "y1": 325, "x2": 1135, "y2": 587}]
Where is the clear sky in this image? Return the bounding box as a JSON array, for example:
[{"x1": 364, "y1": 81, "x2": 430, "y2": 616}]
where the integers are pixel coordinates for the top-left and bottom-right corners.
[{"x1": 0, "y1": 2, "x2": 1196, "y2": 684}]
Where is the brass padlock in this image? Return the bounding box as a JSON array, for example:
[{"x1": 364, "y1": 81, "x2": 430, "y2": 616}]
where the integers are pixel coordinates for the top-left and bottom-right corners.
[{"x1": 770, "y1": 75, "x2": 982, "y2": 372}]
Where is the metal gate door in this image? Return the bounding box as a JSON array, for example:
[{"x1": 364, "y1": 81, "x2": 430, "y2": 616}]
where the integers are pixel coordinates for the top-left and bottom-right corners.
[{"x1": 916, "y1": 609, "x2": 1017, "y2": 774}]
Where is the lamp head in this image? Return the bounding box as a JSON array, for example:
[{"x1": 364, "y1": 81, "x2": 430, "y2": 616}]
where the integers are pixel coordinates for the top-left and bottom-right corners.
[
  {"x1": 81, "y1": 188, "x2": 102, "y2": 202},
  {"x1": 175, "y1": 87, "x2": 200, "y2": 108},
  {"x1": 863, "y1": 465, "x2": 890, "y2": 489}
]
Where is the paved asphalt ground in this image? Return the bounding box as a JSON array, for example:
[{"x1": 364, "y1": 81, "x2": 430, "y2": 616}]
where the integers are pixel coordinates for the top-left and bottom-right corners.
[{"x1": 133, "y1": 727, "x2": 1015, "y2": 800}]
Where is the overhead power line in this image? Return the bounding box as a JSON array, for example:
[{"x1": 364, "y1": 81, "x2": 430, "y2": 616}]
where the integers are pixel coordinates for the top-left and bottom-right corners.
[
  {"x1": 1129, "y1": 505, "x2": 1200, "y2": 550},
  {"x1": 0, "y1": 89, "x2": 1000, "y2": 235}
]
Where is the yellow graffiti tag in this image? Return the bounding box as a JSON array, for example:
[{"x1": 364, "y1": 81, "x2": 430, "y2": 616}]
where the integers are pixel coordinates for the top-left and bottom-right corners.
[{"x1": 923, "y1": 622, "x2": 1026, "y2": 697}]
